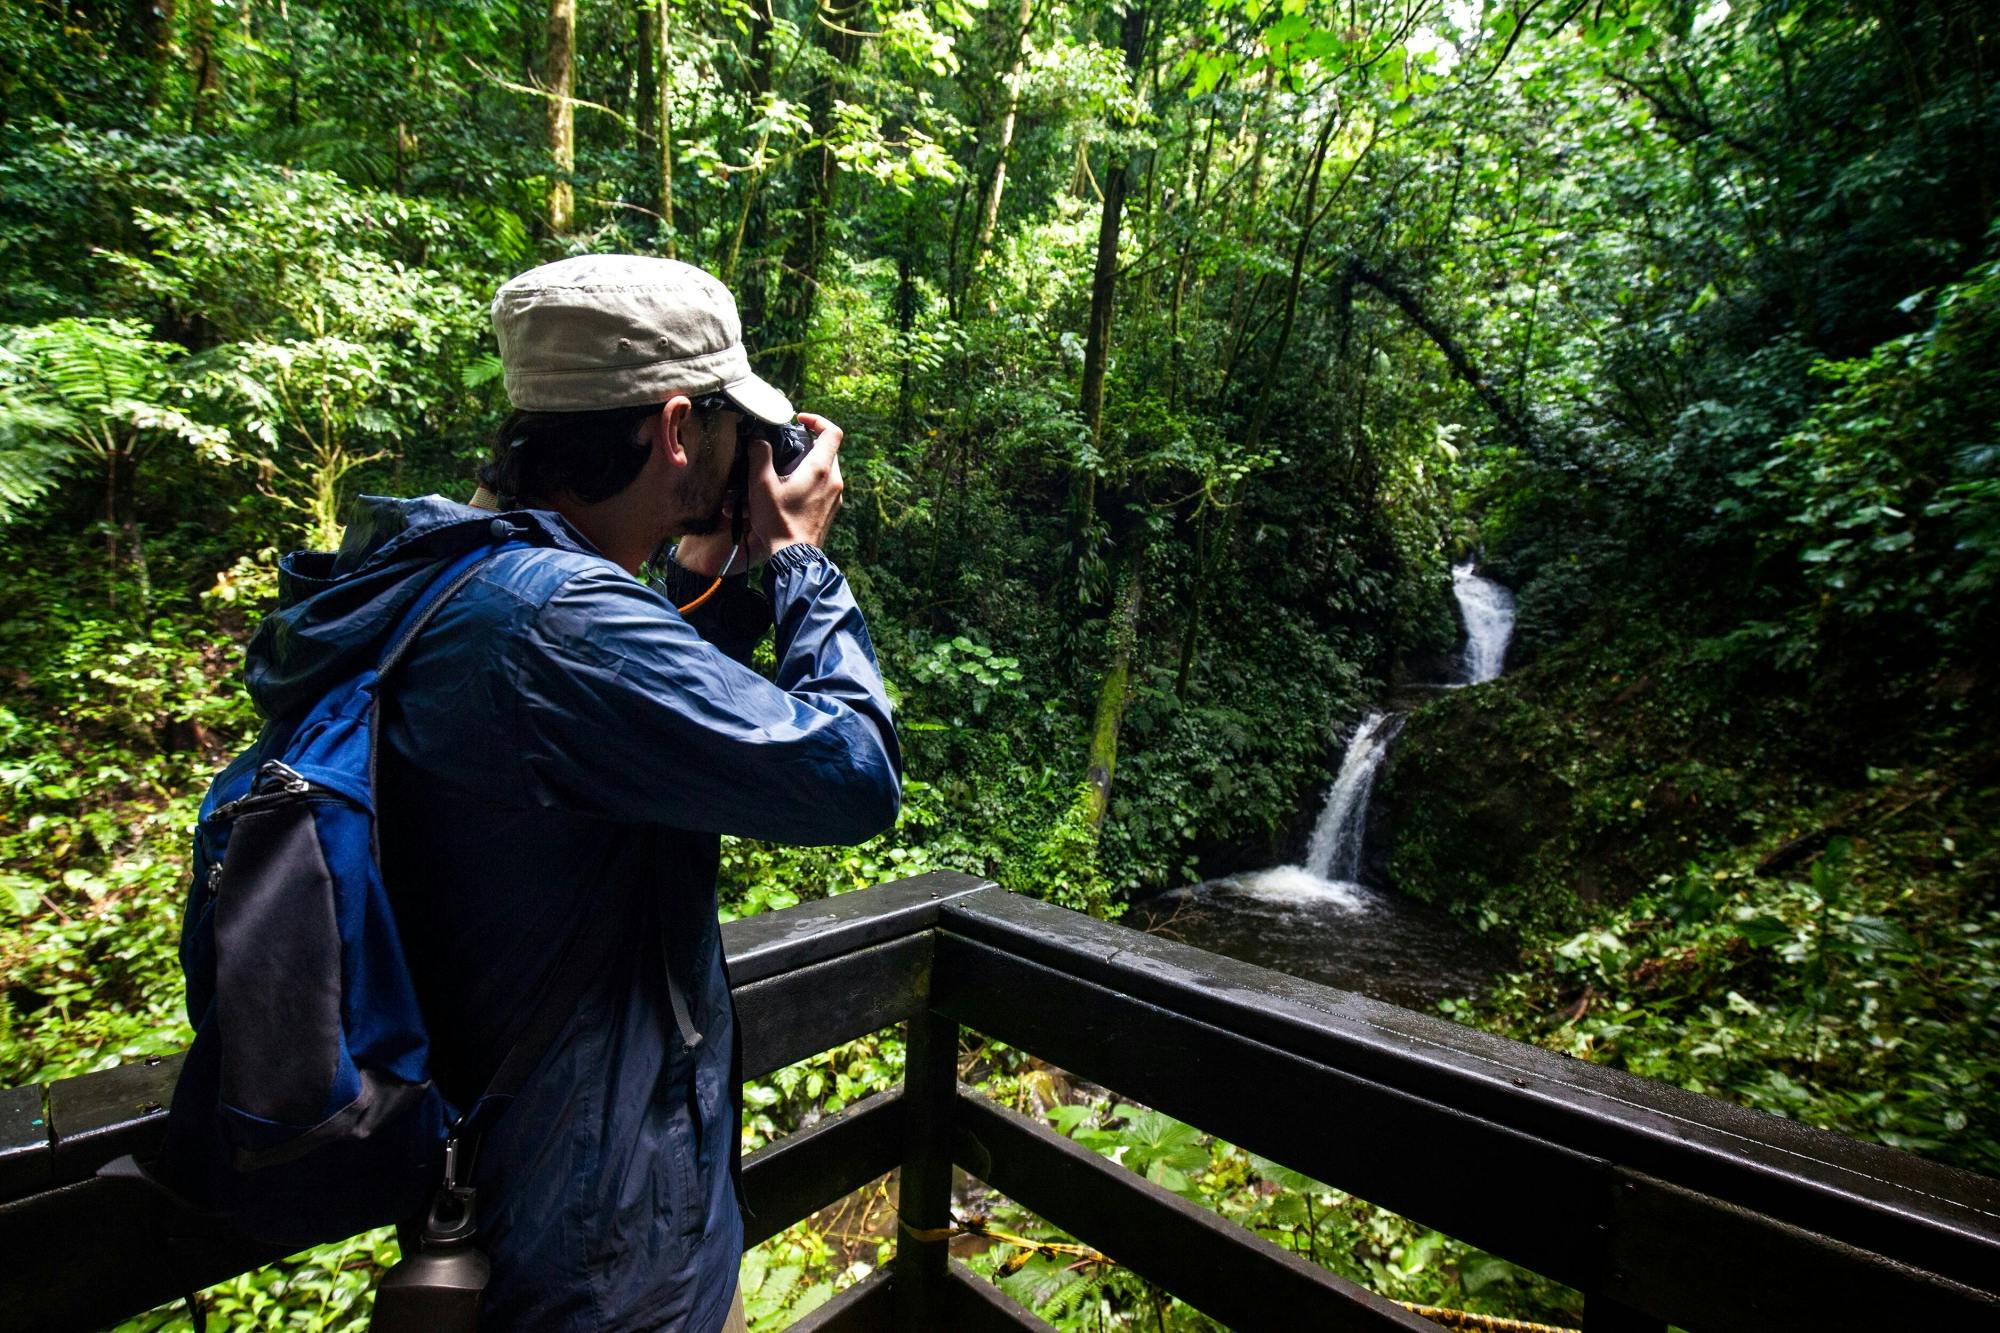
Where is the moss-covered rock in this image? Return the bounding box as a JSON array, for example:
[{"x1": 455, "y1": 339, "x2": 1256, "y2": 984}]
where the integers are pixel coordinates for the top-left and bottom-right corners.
[
  {"x1": 1379, "y1": 611, "x2": 1837, "y2": 939},
  {"x1": 1380, "y1": 683, "x2": 1579, "y2": 936}
]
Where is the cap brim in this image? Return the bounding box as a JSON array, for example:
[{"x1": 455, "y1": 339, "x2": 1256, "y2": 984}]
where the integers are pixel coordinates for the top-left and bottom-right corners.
[{"x1": 723, "y1": 369, "x2": 795, "y2": 425}]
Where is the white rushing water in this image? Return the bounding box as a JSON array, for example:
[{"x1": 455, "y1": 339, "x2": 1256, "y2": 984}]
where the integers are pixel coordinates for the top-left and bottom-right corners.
[
  {"x1": 1200, "y1": 712, "x2": 1404, "y2": 915},
  {"x1": 1227, "y1": 865, "x2": 1372, "y2": 911},
  {"x1": 1301, "y1": 710, "x2": 1405, "y2": 884},
  {"x1": 1452, "y1": 562, "x2": 1516, "y2": 685}
]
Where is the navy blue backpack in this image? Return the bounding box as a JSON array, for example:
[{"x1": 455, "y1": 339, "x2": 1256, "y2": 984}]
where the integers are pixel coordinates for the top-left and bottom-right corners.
[{"x1": 154, "y1": 540, "x2": 544, "y2": 1250}]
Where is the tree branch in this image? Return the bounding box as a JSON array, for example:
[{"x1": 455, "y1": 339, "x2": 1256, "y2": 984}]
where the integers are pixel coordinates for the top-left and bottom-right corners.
[{"x1": 1340, "y1": 258, "x2": 1542, "y2": 458}]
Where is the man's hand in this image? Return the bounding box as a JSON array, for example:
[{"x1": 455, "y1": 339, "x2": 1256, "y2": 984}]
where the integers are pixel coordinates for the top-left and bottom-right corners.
[{"x1": 746, "y1": 411, "x2": 843, "y2": 565}]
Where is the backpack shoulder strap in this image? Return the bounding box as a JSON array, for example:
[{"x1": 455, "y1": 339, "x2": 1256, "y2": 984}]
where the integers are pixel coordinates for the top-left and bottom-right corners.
[
  {"x1": 364, "y1": 536, "x2": 529, "y2": 796},
  {"x1": 378, "y1": 537, "x2": 529, "y2": 679},
  {"x1": 362, "y1": 534, "x2": 616, "y2": 1169}
]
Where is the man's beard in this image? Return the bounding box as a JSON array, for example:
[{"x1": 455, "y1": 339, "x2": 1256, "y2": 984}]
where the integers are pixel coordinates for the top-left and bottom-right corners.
[
  {"x1": 676, "y1": 486, "x2": 730, "y2": 536},
  {"x1": 674, "y1": 435, "x2": 736, "y2": 536}
]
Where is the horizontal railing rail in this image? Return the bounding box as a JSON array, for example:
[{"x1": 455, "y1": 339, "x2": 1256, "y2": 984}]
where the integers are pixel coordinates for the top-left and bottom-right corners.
[{"x1": 2, "y1": 871, "x2": 1995, "y2": 1331}]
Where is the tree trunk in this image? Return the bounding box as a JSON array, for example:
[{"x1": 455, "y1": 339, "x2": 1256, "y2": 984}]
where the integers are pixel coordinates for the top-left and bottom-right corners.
[
  {"x1": 236, "y1": 1, "x2": 256, "y2": 108},
  {"x1": 1174, "y1": 502, "x2": 1211, "y2": 697},
  {"x1": 656, "y1": 0, "x2": 676, "y2": 252},
  {"x1": 634, "y1": 0, "x2": 677, "y2": 251},
  {"x1": 102, "y1": 447, "x2": 121, "y2": 598},
  {"x1": 1244, "y1": 110, "x2": 1340, "y2": 444},
  {"x1": 1076, "y1": 152, "x2": 1129, "y2": 447},
  {"x1": 544, "y1": 0, "x2": 577, "y2": 234},
  {"x1": 733, "y1": 3, "x2": 774, "y2": 330},
  {"x1": 771, "y1": 5, "x2": 857, "y2": 397},
  {"x1": 1083, "y1": 556, "x2": 1145, "y2": 830},
  {"x1": 944, "y1": 169, "x2": 972, "y2": 319},
  {"x1": 1071, "y1": 3, "x2": 1147, "y2": 551},
  {"x1": 189, "y1": 0, "x2": 221, "y2": 131},
  {"x1": 636, "y1": 5, "x2": 657, "y2": 191},
  {"x1": 973, "y1": 0, "x2": 1034, "y2": 271},
  {"x1": 103, "y1": 440, "x2": 149, "y2": 611},
  {"x1": 896, "y1": 212, "x2": 917, "y2": 446},
  {"x1": 1340, "y1": 258, "x2": 1542, "y2": 459},
  {"x1": 1167, "y1": 98, "x2": 1222, "y2": 410},
  {"x1": 126, "y1": 0, "x2": 175, "y2": 109},
  {"x1": 1222, "y1": 66, "x2": 1278, "y2": 363}
]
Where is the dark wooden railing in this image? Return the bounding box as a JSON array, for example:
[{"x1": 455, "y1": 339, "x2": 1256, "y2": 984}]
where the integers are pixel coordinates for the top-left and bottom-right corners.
[{"x1": 3, "y1": 872, "x2": 1997, "y2": 1330}]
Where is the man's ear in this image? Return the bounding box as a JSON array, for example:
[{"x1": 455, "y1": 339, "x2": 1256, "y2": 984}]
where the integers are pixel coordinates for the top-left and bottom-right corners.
[{"x1": 657, "y1": 396, "x2": 695, "y2": 468}]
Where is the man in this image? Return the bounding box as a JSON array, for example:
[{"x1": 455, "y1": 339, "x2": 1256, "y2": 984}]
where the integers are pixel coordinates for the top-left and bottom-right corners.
[{"x1": 245, "y1": 254, "x2": 901, "y2": 1330}]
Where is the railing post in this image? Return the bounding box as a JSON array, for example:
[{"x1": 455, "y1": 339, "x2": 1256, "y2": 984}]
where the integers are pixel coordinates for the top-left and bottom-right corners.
[{"x1": 893, "y1": 1009, "x2": 957, "y2": 1328}]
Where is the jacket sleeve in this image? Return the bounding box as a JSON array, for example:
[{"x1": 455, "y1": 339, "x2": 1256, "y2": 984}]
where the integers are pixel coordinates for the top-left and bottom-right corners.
[{"x1": 517, "y1": 544, "x2": 902, "y2": 845}]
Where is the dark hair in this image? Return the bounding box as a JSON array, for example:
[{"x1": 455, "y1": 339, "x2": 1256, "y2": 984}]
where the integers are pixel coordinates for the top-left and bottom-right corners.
[{"x1": 478, "y1": 396, "x2": 735, "y2": 509}]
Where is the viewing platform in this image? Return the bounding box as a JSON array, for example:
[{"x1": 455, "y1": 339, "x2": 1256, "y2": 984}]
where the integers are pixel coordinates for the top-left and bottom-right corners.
[{"x1": 3, "y1": 872, "x2": 1996, "y2": 1330}]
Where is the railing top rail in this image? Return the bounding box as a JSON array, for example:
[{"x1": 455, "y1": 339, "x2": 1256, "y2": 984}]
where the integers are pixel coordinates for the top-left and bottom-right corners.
[
  {"x1": 723, "y1": 870, "x2": 995, "y2": 985},
  {"x1": 933, "y1": 887, "x2": 2000, "y2": 1244},
  {"x1": 0, "y1": 872, "x2": 992, "y2": 1202}
]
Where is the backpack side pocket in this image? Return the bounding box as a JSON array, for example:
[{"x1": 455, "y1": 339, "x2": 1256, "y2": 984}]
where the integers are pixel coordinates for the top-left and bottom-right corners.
[{"x1": 214, "y1": 799, "x2": 344, "y2": 1136}]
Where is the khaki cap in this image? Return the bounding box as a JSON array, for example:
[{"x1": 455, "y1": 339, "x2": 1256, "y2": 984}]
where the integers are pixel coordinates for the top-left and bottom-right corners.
[{"x1": 490, "y1": 254, "x2": 794, "y2": 423}]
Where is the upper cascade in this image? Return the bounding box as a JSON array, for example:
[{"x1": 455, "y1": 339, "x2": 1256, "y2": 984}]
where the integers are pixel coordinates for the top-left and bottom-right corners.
[{"x1": 1451, "y1": 563, "x2": 1516, "y2": 686}]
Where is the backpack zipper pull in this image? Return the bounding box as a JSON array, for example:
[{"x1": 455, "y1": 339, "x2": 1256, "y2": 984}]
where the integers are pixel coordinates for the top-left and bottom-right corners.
[
  {"x1": 257, "y1": 760, "x2": 311, "y2": 794},
  {"x1": 210, "y1": 761, "x2": 314, "y2": 824}
]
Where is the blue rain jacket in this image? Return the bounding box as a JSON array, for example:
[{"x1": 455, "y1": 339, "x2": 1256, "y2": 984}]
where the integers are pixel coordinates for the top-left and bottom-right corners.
[{"x1": 243, "y1": 494, "x2": 901, "y2": 1332}]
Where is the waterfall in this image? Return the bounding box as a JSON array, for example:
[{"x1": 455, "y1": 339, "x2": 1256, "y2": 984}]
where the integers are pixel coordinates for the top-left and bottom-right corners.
[
  {"x1": 1226, "y1": 565, "x2": 1514, "y2": 913},
  {"x1": 1452, "y1": 562, "x2": 1516, "y2": 686},
  {"x1": 1229, "y1": 712, "x2": 1401, "y2": 910},
  {"x1": 1302, "y1": 710, "x2": 1404, "y2": 883}
]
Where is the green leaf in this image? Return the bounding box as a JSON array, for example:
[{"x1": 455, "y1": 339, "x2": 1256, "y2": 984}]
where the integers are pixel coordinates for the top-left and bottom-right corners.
[
  {"x1": 461, "y1": 353, "x2": 506, "y2": 389},
  {"x1": 1734, "y1": 916, "x2": 1796, "y2": 948},
  {"x1": 1460, "y1": 1251, "x2": 1520, "y2": 1293},
  {"x1": 1844, "y1": 915, "x2": 1916, "y2": 951}
]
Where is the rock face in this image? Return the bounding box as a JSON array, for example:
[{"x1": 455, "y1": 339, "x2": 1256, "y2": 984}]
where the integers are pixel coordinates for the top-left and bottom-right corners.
[
  {"x1": 1377, "y1": 684, "x2": 1578, "y2": 935},
  {"x1": 1376, "y1": 621, "x2": 1786, "y2": 938}
]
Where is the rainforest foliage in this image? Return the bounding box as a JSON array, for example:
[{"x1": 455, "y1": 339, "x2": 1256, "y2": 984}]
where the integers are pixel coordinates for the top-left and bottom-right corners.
[{"x1": 1, "y1": 0, "x2": 1994, "y2": 1328}]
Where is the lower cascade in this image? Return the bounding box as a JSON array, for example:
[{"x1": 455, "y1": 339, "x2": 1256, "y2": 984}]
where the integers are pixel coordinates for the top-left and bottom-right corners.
[{"x1": 1301, "y1": 709, "x2": 1405, "y2": 884}]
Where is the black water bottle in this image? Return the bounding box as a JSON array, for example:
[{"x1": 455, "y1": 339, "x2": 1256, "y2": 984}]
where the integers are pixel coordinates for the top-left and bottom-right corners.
[{"x1": 371, "y1": 1140, "x2": 489, "y2": 1332}]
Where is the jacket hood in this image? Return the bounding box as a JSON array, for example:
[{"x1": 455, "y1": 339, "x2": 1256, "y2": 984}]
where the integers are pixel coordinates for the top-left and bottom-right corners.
[{"x1": 245, "y1": 495, "x2": 591, "y2": 722}]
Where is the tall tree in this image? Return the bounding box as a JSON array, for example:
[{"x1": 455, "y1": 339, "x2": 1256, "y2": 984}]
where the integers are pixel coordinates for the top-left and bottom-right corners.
[
  {"x1": 188, "y1": 0, "x2": 222, "y2": 131},
  {"x1": 656, "y1": 0, "x2": 675, "y2": 254},
  {"x1": 636, "y1": 0, "x2": 676, "y2": 252},
  {"x1": 727, "y1": 3, "x2": 775, "y2": 329},
  {"x1": 1073, "y1": 0, "x2": 1150, "y2": 544},
  {"x1": 770, "y1": 4, "x2": 859, "y2": 397},
  {"x1": 973, "y1": 0, "x2": 1036, "y2": 275},
  {"x1": 1076, "y1": 1, "x2": 1151, "y2": 831},
  {"x1": 545, "y1": 0, "x2": 577, "y2": 234}
]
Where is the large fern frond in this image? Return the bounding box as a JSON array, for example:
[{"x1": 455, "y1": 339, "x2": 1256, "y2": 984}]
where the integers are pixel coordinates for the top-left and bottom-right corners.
[
  {"x1": 8, "y1": 318, "x2": 179, "y2": 415},
  {"x1": 0, "y1": 338, "x2": 82, "y2": 524},
  {"x1": 0, "y1": 388, "x2": 79, "y2": 524},
  {"x1": 461, "y1": 352, "x2": 505, "y2": 389}
]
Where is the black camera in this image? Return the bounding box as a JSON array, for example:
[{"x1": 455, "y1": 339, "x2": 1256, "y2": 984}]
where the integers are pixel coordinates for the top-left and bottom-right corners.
[
  {"x1": 724, "y1": 419, "x2": 813, "y2": 545},
  {"x1": 748, "y1": 420, "x2": 812, "y2": 477}
]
